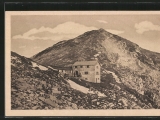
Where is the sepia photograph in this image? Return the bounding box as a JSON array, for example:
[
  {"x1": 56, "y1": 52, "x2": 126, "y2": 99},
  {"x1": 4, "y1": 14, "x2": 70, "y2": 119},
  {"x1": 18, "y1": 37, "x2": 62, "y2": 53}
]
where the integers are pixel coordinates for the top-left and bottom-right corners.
[{"x1": 5, "y1": 11, "x2": 160, "y2": 116}]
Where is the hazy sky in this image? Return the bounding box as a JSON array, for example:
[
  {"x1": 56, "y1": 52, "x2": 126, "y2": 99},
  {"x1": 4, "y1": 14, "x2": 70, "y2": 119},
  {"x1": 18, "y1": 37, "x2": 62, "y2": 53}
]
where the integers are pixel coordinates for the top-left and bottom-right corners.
[{"x1": 11, "y1": 14, "x2": 160, "y2": 57}]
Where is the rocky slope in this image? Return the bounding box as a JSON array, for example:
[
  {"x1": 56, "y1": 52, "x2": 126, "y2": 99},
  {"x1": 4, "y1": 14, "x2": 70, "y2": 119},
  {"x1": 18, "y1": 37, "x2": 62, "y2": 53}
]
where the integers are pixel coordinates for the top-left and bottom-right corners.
[
  {"x1": 11, "y1": 51, "x2": 157, "y2": 109},
  {"x1": 31, "y1": 28, "x2": 160, "y2": 108},
  {"x1": 32, "y1": 28, "x2": 160, "y2": 69}
]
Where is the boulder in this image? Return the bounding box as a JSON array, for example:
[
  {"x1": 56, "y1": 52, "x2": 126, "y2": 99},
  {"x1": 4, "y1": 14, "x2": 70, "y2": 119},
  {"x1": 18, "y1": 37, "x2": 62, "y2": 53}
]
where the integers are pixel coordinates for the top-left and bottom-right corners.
[
  {"x1": 118, "y1": 98, "x2": 128, "y2": 107},
  {"x1": 71, "y1": 103, "x2": 78, "y2": 109},
  {"x1": 97, "y1": 102, "x2": 100, "y2": 105},
  {"x1": 108, "y1": 103, "x2": 114, "y2": 108},
  {"x1": 52, "y1": 88, "x2": 61, "y2": 95},
  {"x1": 50, "y1": 95, "x2": 57, "y2": 101},
  {"x1": 78, "y1": 106, "x2": 84, "y2": 109}
]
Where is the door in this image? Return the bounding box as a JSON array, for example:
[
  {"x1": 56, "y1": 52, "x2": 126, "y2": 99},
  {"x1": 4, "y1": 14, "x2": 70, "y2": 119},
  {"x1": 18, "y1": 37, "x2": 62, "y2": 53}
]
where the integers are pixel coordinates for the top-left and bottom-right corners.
[{"x1": 75, "y1": 71, "x2": 79, "y2": 77}]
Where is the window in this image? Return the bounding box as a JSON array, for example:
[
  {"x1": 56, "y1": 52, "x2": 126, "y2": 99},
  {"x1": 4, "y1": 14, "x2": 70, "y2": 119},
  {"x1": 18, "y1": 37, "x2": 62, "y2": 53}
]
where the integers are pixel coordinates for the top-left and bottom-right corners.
[
  {"x1": 85, "y1": 78, "x2": 88, "y2": 80},
  {"x1": 87, "y1": 65, "x2": 89, "y2": 68},
  {"x1": 96, "y1": 66, "x2": 98, "y2": 69},
  {"x1": 80, "y1": 66, "x2": 83, "y2": 68},
  {"x1": 75, "y1": 66, "x2": 77, "y2": 68},
  {"x1": 96, "y1": 72, "x2": 99, "y2": 75},
  {"x1": 84, "y1": 71, "x2": 88, "y2": 74}
]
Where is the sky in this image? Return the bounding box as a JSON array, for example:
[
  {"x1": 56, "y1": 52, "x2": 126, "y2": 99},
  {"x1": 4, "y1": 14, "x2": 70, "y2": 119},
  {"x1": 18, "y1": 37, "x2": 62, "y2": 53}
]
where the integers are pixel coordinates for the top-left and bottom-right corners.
[{"x1": 11, "y1": 14, "x2": 160, "y2": 57}]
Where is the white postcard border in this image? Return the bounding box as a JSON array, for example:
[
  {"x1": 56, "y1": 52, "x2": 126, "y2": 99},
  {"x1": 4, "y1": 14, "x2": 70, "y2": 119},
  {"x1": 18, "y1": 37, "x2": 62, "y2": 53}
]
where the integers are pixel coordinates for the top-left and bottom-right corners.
[{"x1": 5, "y1": 11, "x2": 160, "y2": 116}]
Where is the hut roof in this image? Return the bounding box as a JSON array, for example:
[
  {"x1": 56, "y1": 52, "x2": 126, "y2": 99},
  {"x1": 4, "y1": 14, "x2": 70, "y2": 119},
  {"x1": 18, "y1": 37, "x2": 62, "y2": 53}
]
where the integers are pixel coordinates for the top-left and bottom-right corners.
[{"x1": 73, "y1": 61, "x2": 98, "y2": 66}]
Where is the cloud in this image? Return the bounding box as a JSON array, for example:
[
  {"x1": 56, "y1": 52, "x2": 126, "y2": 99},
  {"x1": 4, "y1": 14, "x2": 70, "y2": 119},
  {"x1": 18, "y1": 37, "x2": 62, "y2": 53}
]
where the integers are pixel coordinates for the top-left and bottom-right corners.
[
  {"x1": 97, "y1": 20, "x2": 108, "y2": 24},
  {"x1": 19, "y1": 45, "x2": 26, "y2": 48},
  {"x1": 12, "y1": 21, "x2": 124, "y2": 42},
  {"x1": 12, "y1": 22, "x2": 97, "y2": 41},
  {"x1": 135, "y1": 21, "x2": 160, "y2": 34},
  {"x1": 105, "y1": 29, "x2": 124, "y2": 35}
]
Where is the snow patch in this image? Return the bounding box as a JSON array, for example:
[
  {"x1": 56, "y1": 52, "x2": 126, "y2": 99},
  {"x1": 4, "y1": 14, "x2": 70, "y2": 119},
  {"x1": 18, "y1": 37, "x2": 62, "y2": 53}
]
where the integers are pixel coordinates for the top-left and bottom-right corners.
[
  {"x1": 48, "y1": 66, "x2": 58, "y2": 71},
  {"x1": 11, "y1": 63, "x2": 16, "y2": 66},
  {"x1": 94, "y1": 54, "x2": 99, "y2": 57},
  {"x1": 67, "y1": 80, "x2": 106, "y2": 97},
  {"x1": 11, "y1": 56, "x2": 21, "y2": 63},
  {"x1": 11, "y1": 56, "x2": 17, "y2": 60},
  {"x1": 31, "y1": 61, "x2": 48, "y2": 70}
]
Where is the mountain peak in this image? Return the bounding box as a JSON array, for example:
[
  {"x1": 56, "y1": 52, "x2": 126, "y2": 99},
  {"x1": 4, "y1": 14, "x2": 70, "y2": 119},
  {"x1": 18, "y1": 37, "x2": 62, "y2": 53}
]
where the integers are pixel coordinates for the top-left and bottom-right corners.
[
  {"x1": 98, "y1": 28, "x2": 106, "y2": 32},
  {"x1": 97, "y1": 28, "x2": 112, "y2": 35}
]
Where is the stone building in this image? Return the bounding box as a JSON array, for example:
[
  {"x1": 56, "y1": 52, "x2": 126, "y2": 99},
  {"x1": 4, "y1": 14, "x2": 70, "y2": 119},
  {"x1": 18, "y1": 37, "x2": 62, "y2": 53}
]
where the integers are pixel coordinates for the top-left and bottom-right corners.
[
  {"x1": 51, "y1": 66, "x2": 73, "y2": 77},
  {"x1": 72, "y1": 61, "x2": 101, "y2": 83}
]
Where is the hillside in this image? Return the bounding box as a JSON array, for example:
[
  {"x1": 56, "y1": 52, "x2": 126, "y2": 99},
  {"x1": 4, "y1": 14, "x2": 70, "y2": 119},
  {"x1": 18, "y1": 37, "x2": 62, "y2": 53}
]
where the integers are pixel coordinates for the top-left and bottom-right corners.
[
  {"x1": 11, "y1": 51, "x2": 86, "y2": 109},
  {"x1": 31, "y1": 28, "x2": 160, "y2": 108},
  {"x1": 11, "y1": 51, "x2": 157, "y2": 109},
  {"x1": 32, "y1": 28, "x2": 160, "y2": 69}
]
